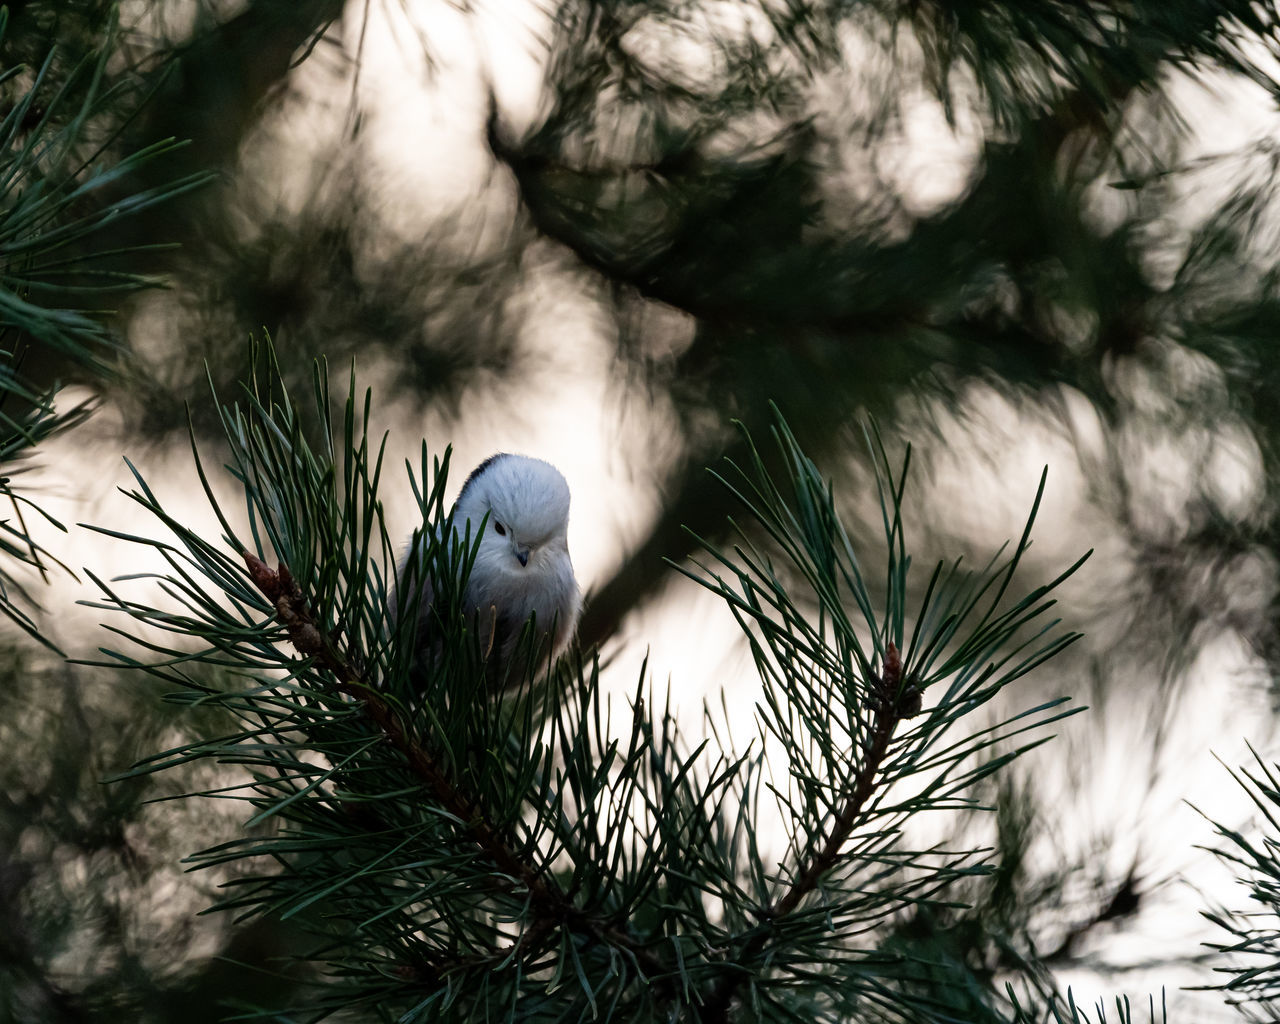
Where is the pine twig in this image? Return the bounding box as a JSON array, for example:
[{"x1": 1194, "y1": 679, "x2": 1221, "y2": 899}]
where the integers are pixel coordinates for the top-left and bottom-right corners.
[
  {"x1": 241, "y1": 551, "x2": 666, "y2": 984},
  {"x1": 702, "y1": 642, "x2": 913, "y2": 1022}
]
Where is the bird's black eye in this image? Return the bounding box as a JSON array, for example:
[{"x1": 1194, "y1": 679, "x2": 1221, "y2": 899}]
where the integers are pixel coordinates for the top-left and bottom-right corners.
[{"x1": 493, "y1": 520, "x2": 506, "y2": 536}]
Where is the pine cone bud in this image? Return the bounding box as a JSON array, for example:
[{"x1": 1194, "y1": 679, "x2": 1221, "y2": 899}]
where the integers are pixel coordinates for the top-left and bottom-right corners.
[{"x1": 882, "y1": 641, "x2": 901, "y2": 687}]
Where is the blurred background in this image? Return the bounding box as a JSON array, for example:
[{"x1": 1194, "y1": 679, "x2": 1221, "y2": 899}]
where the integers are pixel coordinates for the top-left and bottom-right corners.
[{"x1": 4, "y1": 0, "x2": 1280, "y2": 1020}]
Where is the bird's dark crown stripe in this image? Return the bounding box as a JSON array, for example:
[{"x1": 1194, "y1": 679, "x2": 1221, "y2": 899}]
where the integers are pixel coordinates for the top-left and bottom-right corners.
[{"x1": 458, "y1": 452, "x2": 512, "y2": 503}]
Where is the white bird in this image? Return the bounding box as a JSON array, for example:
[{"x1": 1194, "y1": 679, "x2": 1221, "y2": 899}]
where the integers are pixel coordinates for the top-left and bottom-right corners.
[{"x1": 400, "y1": 453, "x2": 582, "y2": 689}]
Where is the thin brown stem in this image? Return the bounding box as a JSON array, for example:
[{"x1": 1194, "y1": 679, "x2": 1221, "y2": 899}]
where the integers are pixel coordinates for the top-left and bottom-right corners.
[
  {"x1": 701, "y1": 643, "x2": 905, "y2": 1023},
  {"x1": 242, "y1": 553, "x2": 665, "y2": 985}
]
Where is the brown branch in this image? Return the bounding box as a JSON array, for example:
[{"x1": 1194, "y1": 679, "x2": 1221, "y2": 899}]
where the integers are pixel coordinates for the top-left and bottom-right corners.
[
  {"x1": 241, "y1": 552, "x2": 664, "y2": 983},
  {"x1": 701, "y1": 643, "x2": 911, "y2": 1022}
]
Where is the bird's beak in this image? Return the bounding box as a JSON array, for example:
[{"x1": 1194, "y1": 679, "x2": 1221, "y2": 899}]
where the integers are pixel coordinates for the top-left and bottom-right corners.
[{"x1": 514, "y1": 545, "x2": 530, "y2": 567}]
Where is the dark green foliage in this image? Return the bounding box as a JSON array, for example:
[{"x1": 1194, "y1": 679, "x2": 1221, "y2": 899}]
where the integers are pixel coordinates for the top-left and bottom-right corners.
[
  {"x1": 81, "y1": 348, "x2": 1092, "y2": 1021},
  {"x1": 0, "y1": 3, "x2": 207, "y2": 650},
  {"x1": 4, "y1": 0, "x2": 1280, "y2": 1021},
  {"x1": 0, "y1": 4, "x2": 208, "y2": 372},
  {"x1": 1011, "y1": 987, "x2": 1168, "y2": 1024},
  {"x1": 1199, "y1": 748, "x2": 1280, "y2": 1016}
]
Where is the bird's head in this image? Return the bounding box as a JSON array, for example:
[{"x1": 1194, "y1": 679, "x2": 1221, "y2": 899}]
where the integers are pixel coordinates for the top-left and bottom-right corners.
[{"x1": 455, "y1": 453, "x2": 572, "y2": 575}]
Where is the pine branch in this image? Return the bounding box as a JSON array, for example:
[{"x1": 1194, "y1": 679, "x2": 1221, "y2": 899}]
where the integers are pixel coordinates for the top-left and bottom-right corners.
[
  {"x1": 87, "y1": 350, "x2": 1094, "y2": 1020},
  {"x1": 775, "y1": 644, "x2": 922, "y2": 921},
  {"x1": 0, "y1": 4, "x2": 212, "y2": 655},
  {"x1": 701, "y1": 642, "x2": 921, "y2": 1021},
  {"x1": 1195, "y1": 746, "x2": 1280, "y2": 1013},
  {"x1": 239, "y1": 549, "x2": 667, "y2": 987}
]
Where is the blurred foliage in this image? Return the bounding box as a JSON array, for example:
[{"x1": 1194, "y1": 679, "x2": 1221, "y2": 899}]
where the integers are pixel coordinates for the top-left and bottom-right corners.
[
  {"x1": 491, "y1": 1, "x2": 1280, "y2": 663},
  {"x1": 0, "y1": 639, "x2": 315, "y2": 1022},
  {"x1": 0, "y1": 0, "x2": 208, "y2": 653}
]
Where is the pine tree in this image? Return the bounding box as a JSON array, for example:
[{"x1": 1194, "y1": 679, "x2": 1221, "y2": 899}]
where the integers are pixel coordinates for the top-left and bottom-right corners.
[{"x1": 5, "y1": 1, "x2": 1280, "y2": 1020}]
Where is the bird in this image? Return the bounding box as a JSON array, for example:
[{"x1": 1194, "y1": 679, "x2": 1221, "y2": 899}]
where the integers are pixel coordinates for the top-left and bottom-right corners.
[{"x1": 398, "y1": 453, "x2": 582, "y2": 690}]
